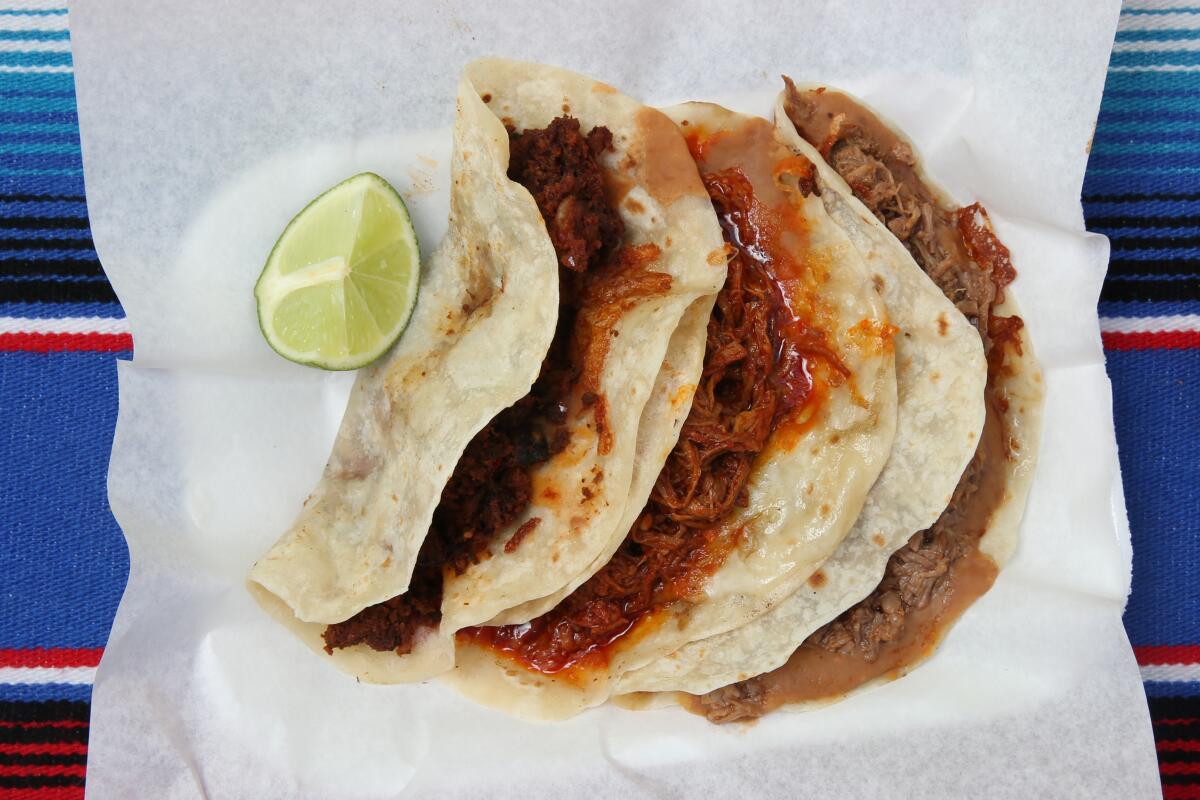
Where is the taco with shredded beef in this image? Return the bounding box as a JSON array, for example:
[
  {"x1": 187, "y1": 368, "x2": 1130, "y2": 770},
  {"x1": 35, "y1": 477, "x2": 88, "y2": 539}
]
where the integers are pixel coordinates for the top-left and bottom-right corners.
[
  {"x1": 445, "y1": 102, "x2": 900, "y2": 720},
  {"x1": 247, "y1": 59, "x2": 727, "y2": 682},
  {"x1": 626, "y1": 83, "x2": 1044, "y2": 722}
]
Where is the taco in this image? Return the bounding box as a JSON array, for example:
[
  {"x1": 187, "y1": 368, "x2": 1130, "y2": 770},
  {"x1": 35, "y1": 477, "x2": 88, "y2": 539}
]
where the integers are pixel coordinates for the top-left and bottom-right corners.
[
  {"x1": 682, "y1": 82, "x2": 1044, "y2": 721},
  {"x1": 248, "y1": 59, "x2": 726, "y2": 682}
]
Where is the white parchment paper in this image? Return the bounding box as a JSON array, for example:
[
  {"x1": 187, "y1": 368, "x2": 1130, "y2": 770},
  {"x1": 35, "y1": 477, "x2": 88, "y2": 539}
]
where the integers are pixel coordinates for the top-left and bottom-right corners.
[{"x1": 70, "y1": 1, "x2": 1160, "y2": 797}]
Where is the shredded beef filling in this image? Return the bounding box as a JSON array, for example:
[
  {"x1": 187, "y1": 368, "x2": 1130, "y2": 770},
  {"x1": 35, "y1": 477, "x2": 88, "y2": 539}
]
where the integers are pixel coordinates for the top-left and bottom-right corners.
[
  {"x1": 694, "y1": 85, "x2": 1027, "y2": 724},
  {"x1": 464, "y1": 167, "x2": 833, "y2": 674},
  {"x1": 323, "y1": 116, "x2": 624, "y2": 656}
]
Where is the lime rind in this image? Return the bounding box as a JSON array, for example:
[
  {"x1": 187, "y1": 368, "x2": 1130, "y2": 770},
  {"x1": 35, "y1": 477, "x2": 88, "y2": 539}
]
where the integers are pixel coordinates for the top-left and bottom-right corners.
[{"x1": 254, "y1": 172, "x2": 420, "y2": 371}]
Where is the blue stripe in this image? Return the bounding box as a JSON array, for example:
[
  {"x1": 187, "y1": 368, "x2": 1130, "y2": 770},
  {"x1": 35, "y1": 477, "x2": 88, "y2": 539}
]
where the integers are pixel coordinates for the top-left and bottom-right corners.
[
  {"x1": 0, "y1": 176, "x2": 86, "y2": 200},
  {"x1": 0, "y1": 199, "x2": 86, "y2": 218},
  {"x1": 0, "y1": 125, "x2": 80, "y2": 143},
  {"x1": 0, "y1": 301, "x2": 123, "y2": 318},
  {"x1": 0, "y1": 71, "x2": 73, "y2": 93},
  {"x1": 0, "y1": 227, "x2": 89, "y2": 239},
  {"x1": 0, "y1": 273, "x2": 108, "y2": 284},
  {"x1": 1100, "y1": 300, "x2": 1200, "y2": 318},
  {"x1": 1084, "y1": 170, "x2": 1200, "y2": 196},
  {"x1": 0, "y1": 50, "x2": 71, "y2": 68},
  {"x1": 1085, "y1": 200, "x2": 1200, "y2": 218},
  {"x1": 1106, "y1": 248, "x2": 1200, "y2": 261},
  {"x1": 0, "y1": 684, "x2": 91, "y2": 703},
  {"x1": 1099, "y1": 109, "x2": 1200, "y2": 124},
  {"x1": 0, "y1": 353, "x2": 128, "y2": 648},
  {"x1": 1107, "y1": 273, "x2": 1200, "y2": 281},
  {"x1": 0, "y1": 95, "x2": 80, "y2": 113},
  {"x1": 1143, "y1": 681, "x2": 1200, "y2": 698},
  {"x1": 1093, "y1": 118, "x2": 1200, "y2": 134},
  {"x1": 1092, "y1": 139, "x2": 1200, "y2": 154},
  {"x1": 1110, "y1": 348, "x2": 1200, "y2": 646},
  {"x1": 1109, "y1": 50, "x2": 1200, "y2": 68},
  {"x1": 1116, "y1": 29, "x2": 1200, "y2": 42},
  {"x1": 0, "y1": 29, "x2": 69, "y2": 41},
  {"x1": 0, "y1": 110, "x2": 76, "y2": 125},
  {"x1": 1123, "y1": 7, "x2": 1200, "y2": 14},
  {"x1": 0, "y1": 250, "x2": 95, "y2": 263}
]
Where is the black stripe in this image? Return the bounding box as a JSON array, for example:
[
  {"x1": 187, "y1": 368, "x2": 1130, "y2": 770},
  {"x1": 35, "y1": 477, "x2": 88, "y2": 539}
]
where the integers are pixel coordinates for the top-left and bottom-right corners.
[
  {"x1": 0, "y1": 775, "x2": 85, "y2": 789},
  {"x1": 0, "y1": 726, "x2": 88, "y2": 745},
  {"x1": 0, "y1": 236, "x2": 93, "y2": 251},
  {"x1": 1151, "y1": 696, "x2": 1200, "y2": 719},
  {"x1": 0, "y1": 257, "x2": 104, "y2": 278},
  {"x1": 1088, "y1": 215, "x2": 1200, "y2": 230},
  {"x1": 1162, "y1": 774, "x2": 1200, "y2": 787},
  {"x1": 1084, "y1": 192, "x2": 1200, "y2": 202},
  {"x1": 0, "y1": 216, "x2": 90, "y2": 231},
  {"x1": 1108, "y1": 258, "x2": 1200, "y2": 277},
  {"x1": 0, "y1": 752, "x2": 87, "y2": 766},
  {"x1": 1154, "y1": 720, "x2": 1200, "y2": 740},
  {"x1": 0, "y1": 701, "x2": 88, "y2": 724},
  {"x1": 1158, "y1": 749, "x2": 1200, "y2": 764},
  {"x1": 0, "y1": 279, "x2": 118, "y2": 304},
  {"x1": 1100, "y1": 278, "x2": 1200, "y2": 303},
  {"x1": 0, "y1": 194, "x2": 86, "y2": 203},
  {"x1": 1111, "y1": 234, "x2": 1200, "y2": 250}
]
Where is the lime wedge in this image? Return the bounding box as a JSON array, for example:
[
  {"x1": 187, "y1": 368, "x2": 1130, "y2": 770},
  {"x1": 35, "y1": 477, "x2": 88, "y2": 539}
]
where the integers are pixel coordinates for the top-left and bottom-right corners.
[{"x1": 254, "y1": 172, "x2": 420, "y2": 370}]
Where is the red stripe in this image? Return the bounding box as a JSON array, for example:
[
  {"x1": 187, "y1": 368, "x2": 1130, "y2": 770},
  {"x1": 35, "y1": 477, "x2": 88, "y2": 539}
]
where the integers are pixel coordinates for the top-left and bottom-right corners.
[
  {"x1": 1160, "y1": 740, "x2": 1200, "y2": 753},
  {"x1": 0, "y1": 743, "x2": 87, "y2": 757},
  {"x1": 1102, "y1": 330, "x2": 1200, "y2": 351},
  {"x1": 1158, "y1": 718, "x2": 1200, "y2": 727},
  {"x1": 0, "y1": 331, "x2": 131, "y2": 353},
  {"x1": 1, "y1": 790, "x2": 84, "y2": 800},
  {"x1": 1135, "y1": 645, "x2": 1200, "y2": 666},
  {"x1": 1164, "y1": 763, "x2": 1200, "y2": 776},
  {"x1": 0, "y1": 763, "x2": 86, "y2": 777},
  {"x1": 0, "y1": 649, "x2": 103, "y2": 669},
  {"x1": 0, "y1": 721, "x2": 87, "y2": 729},
  {"x1": 1164, "y1": 787, "x2": 1200, "y2": 800}
]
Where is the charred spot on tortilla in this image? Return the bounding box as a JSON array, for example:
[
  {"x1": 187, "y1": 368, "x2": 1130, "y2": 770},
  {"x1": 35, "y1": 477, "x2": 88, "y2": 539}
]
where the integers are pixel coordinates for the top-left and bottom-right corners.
[
  {"x1": 691, "y1": 82, "x2": 1029, "y2": 722},
  {"x1": 323, "y1": 115, "x2": 648, "y2": 656},
  {"x1": 460, "y1": 114, "x2": 857, "y2": 679}
]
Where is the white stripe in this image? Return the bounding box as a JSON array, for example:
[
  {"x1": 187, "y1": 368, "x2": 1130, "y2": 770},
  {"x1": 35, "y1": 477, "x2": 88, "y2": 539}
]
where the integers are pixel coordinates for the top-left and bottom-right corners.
[
  {"x1": 1120, "y1": 12, "x2": 1200, "y2": 31},
  {"x1": 1108, "y1": 64, "x2": 1200, "y2": 71},
  {"x1": 0, "y1": 63, "x2": 70, "y2": 73},
  {"x1": 0, "y1": 316, "x2": 129, "y2": 335},
  {"x1": 0, "y1": 38, "x2": 69, "y2": 52},
  {"x1": 1112, "y1": 38, "x2": 1200, "y2": 51},
  {"x1": 1100, "y1": 315, "x2": 1200, "y2": 334},
  {"x1": 1125, "y1": 0, "x2": 1200, "y2": 10},
  {"x1": 1140, "y1": 663, "x2": 1200, "y2": 682},
  {"x1": 0, "y1": 16, "x2": 67, "y2": 33},
  {"x1": 0, "y1": 666, "x2": 95, "y2": 685}
]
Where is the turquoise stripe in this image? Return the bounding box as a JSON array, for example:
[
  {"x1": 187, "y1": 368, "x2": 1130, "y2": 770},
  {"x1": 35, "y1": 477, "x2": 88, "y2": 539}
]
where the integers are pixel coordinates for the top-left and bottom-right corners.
[
  {"x1": 0, "y1": 167, "x2": 81, "y2": 176},
  {"x1": 0, "y1": 141, "x2": 77, "y2": 154},
  {"x1": 1103, "y1": 70, "x2": 1200, "y2": 91},
  {"x1": 1122, "y1": 7, "x2": 1200, "y2": 14},
  {"x1": 1117, "y1": 29, "x2": 1200, "y2": 42},
  {"x1": 0, "y1": 8, "x2": 66, "y2": 14},
  {"x1": 0, "y1": 29, "x2": 69, "y2": 41},
  {"x1": 0, "y1": 70, "x2": 72, "y2": 92},
  {"x1": 0, "y1": 94, "x2": 76, "y2": 111},
  {"x1": 1110, "y1": 50, "x2": 1200, "y2": 67},
  {"x1": 1102, "y1": 94, "x2": 1200, "y2": 112},
  {"x1": 0, "y1": 50, "x2": 71, "y2": 67},
  {"x1": 0, "y1": 121, "x2": 77, "y2": 135}
]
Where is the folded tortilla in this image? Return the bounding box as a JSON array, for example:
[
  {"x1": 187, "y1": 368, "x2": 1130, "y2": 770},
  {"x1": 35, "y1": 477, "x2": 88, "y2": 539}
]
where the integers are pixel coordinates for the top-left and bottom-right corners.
[
  {"x1": 663, "y1": 83, "x2": 1045, "y2": 721},
  {"x1": 249, "y1": 59, "x2": 726, "y2": 682},
  {"x1": 445, "y1": 102, "x2": 899, "y2": 720}
]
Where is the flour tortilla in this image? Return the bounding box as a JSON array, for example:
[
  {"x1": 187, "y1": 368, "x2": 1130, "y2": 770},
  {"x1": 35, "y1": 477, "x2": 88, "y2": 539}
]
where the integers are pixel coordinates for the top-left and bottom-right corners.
[
  {"x1": 613, "y1": 103, "x2": 988, "y2": 694},
  {"x1": 444, "y1": 102, "x2": 898, "y2": 720},
  {"x1": 250, "y1": 59, "x2": 726, "y2": 683}
]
